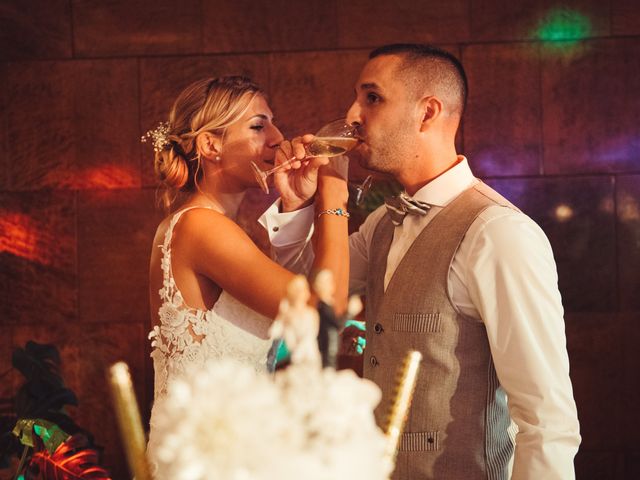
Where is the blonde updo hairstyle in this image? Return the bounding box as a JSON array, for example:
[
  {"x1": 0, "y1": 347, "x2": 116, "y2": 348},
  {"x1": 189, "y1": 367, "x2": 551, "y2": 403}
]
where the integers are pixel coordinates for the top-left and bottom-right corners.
[{"x1": 154, "y1": 75, "x2": 262, "y2": 208}]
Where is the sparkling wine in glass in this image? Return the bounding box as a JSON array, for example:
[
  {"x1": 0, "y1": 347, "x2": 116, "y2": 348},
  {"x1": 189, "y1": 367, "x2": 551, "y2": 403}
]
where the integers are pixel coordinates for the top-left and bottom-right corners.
[
  {"x1": 305, "y1": 136, "x2": 359, "y2": 158},
  {"x1": 251, "y1": 119, "x2": 362, "y2": 196}
]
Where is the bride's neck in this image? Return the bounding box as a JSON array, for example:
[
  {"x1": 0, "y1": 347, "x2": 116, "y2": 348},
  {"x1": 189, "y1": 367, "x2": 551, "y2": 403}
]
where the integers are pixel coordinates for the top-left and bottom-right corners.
[
  {"x1": 189, "y1": 189, "x2": 245, "y2": 220},
  {"x1": 188, "y1": 172, "x2": 246, "y2": 219}
]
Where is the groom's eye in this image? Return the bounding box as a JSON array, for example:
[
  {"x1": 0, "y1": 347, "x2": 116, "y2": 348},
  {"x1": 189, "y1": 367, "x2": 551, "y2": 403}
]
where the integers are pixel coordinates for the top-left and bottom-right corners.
[{"x1": 366, "y1": 93, "x2": 381, "y2": 104}]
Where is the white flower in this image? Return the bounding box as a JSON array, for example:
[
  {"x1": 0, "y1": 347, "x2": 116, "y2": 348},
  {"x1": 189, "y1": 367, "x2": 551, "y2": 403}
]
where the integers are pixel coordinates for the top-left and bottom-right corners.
[{"x1": 150, "y1": 359, "x2": 391, "y2": 480}]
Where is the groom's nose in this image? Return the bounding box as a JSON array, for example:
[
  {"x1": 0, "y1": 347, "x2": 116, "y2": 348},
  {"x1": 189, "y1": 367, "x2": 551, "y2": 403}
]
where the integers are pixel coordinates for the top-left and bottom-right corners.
[{"x1": 346, "y1": 101, "x2": 362, "y2": 128}]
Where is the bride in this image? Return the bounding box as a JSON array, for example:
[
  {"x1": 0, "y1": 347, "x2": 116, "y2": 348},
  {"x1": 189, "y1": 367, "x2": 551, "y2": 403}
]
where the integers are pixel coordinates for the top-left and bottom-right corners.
[{"x1": 145, "y1": 76, "x2": 349, "y2": 465}]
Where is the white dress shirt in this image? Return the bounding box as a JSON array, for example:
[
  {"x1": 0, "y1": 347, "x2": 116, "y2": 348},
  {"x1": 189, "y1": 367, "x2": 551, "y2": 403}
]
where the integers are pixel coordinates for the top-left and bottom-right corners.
[{"x1": 260, "y1": 158, "x2": 581, "y2": 479}]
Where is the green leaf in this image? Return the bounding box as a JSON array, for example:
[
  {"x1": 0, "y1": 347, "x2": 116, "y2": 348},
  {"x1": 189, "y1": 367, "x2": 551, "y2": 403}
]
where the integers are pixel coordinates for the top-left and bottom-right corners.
[
  {"x1": 12, "y1": 419, "x2": 69, "y2": 454},
  {"x1": 25, "y1": 434, "x2": 112, "y2": 480},
  {"x1": 32, "y1": 420, "x2": 69, "y2": 454},
  {"x1": 12, "y1": 420, "x2": 36, "y2": 448}
]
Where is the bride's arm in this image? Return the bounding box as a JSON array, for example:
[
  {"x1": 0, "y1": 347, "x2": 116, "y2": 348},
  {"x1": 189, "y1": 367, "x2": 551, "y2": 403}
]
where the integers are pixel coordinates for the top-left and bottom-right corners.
[
  {"x1": 182, "y1": 210, "x2": 295, "y2": 319},
  {"x1": 181, "y1": 170, "x2": 349, "y2": 320},
  {"x1": 268, "y1": 136, "x2": 349, "y2": 311},
  {"x1": 310, "y1": 160, "x2": 349, "y2": 314}
]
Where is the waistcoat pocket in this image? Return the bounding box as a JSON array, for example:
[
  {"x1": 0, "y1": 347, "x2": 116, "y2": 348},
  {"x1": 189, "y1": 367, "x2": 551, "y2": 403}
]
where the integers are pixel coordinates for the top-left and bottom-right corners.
[
  {"x1": 399, "y1": 431, "x2": 440, "y2": 451},
  {"x1": 392, "y1": 313, "x2": 442, "y2": 333}
]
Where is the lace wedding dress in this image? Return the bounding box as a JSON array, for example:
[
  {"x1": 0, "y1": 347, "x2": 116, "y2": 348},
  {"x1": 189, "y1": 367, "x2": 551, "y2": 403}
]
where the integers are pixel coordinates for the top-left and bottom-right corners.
[{"x1": 147, "y1": 206, "x2": 274, "y2": 470}]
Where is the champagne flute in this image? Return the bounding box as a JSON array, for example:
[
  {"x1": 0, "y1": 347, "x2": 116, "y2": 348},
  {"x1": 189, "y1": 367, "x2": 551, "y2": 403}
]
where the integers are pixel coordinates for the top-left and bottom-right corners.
[{"x1": 250, "y1": 119, "x2": 371, "y2": 204}]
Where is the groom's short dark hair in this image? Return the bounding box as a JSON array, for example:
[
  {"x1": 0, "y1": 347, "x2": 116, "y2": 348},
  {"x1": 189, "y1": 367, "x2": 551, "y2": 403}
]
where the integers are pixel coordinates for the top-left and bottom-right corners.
[{"x1": 370, "y1": 43, "x2": 468, "y2": 118}]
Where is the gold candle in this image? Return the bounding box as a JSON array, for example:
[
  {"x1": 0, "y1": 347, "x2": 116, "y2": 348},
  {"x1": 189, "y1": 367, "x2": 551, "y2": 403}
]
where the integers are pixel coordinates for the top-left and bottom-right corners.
[
  {"x1": 383, "y1": 350, "x2": 423, "y2": 468},
  {"x1": 108, "y1": 362, "x2": 151, "y2": 480}
]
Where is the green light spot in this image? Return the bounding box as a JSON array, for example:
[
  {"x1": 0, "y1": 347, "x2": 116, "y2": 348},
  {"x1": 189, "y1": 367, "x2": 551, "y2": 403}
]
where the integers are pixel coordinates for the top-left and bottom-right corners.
[
  {"x1": 33, "y1": 424, "x2": 50, "y2": 442},
  {"x1": 535, "y1": 8, "x2": 592, "y2": 44}
]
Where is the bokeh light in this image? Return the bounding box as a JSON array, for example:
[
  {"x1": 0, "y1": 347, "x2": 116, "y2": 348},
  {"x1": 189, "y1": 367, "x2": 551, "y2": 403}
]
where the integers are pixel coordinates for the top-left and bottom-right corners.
[
  {"x1": 554, "y1": 203, "x2": 574, "y2": 222},
  {"x1": 535, "y1": 8, "x2": 592, "y2": 44}
]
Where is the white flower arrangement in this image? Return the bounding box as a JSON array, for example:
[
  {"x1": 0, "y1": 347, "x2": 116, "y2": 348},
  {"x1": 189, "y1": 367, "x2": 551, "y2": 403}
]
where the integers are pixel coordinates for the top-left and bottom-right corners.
[{"x1": 149, "y1": 359, "x2": 392, "y2": 480}]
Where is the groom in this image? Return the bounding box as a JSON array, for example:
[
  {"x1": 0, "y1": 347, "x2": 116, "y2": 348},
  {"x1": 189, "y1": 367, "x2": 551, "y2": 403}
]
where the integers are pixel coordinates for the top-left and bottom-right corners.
[
  {"x1": 262, "y1": 44, "x2": 581, "y2": 479},
  {"x1": 345, "y1": 43, "x2": 580, "y2": 480}
]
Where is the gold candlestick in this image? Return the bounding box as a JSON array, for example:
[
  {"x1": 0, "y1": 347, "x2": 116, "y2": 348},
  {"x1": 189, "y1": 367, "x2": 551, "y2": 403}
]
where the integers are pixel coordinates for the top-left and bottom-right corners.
[
  {"x1": 108, "y1": 362, "x2": 151, "y2": 480},
  {"x1": 383, "y1": 350, "x2": 423, "y2": 469}
]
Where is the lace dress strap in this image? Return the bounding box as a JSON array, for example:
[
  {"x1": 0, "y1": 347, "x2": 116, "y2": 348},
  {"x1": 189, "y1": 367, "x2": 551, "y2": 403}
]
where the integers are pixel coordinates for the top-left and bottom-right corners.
[{"x1": 159, "y1": 206, "x2": 217, "y2": 304}]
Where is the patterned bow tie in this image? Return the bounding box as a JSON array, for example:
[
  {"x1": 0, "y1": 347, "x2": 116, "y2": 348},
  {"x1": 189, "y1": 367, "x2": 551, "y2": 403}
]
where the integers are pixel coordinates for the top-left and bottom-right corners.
[{"x1": 384, "y1": 192, "x2": 431, "y2": 226}]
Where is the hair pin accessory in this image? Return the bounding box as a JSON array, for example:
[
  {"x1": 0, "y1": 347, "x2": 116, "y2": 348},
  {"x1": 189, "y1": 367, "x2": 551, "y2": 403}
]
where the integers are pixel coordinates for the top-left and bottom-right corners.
[{"x1": 141, "y1": 122, "x2": 171, "y2": 153}]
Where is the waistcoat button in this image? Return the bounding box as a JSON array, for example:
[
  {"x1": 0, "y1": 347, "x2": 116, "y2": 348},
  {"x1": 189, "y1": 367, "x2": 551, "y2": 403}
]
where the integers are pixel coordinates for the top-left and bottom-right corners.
[
  {"x1": 374, "y1": 323, "x2": 384, "y2": 334},
  {"x1": 369, "y1": 355, "x2": 378, "y2": 367}
]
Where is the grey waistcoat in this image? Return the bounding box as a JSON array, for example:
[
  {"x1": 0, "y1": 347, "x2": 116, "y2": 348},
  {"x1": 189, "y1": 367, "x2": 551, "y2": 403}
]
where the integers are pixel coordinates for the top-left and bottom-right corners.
[{"x1": 365, "y1": 182, "x2": 516, "y2": 480}]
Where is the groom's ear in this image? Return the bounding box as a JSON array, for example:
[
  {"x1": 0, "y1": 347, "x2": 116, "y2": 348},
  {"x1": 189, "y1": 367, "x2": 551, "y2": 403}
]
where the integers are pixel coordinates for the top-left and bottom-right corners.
[
  {"x1": 196, "y1": 132, "x2": 222, "y2": 160},
  {"x1": 418, "y1": 96, "x2": 443, "y2": 131}
]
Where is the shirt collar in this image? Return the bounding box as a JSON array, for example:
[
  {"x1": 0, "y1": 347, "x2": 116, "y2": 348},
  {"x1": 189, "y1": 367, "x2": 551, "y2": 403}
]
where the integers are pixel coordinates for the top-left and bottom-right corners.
[{"x1": 410, "y1": 156, "x2": 476, "y2": 207}]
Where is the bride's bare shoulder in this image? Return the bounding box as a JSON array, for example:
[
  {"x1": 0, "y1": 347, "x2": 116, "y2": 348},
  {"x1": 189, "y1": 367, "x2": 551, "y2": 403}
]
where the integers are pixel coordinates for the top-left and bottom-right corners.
[
  {"x1": 175, "y1": 208, "x2": 254, "y2": 255},
  {"x1": 179, "y1": 208, "x2": 242, "y2": 234}
]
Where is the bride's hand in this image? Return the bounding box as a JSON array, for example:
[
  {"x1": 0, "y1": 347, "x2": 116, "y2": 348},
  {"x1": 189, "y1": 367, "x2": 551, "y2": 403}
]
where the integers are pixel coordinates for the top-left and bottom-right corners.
[{"x1": 274, "y1": 135, "x2": 329, "y2": 212}]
